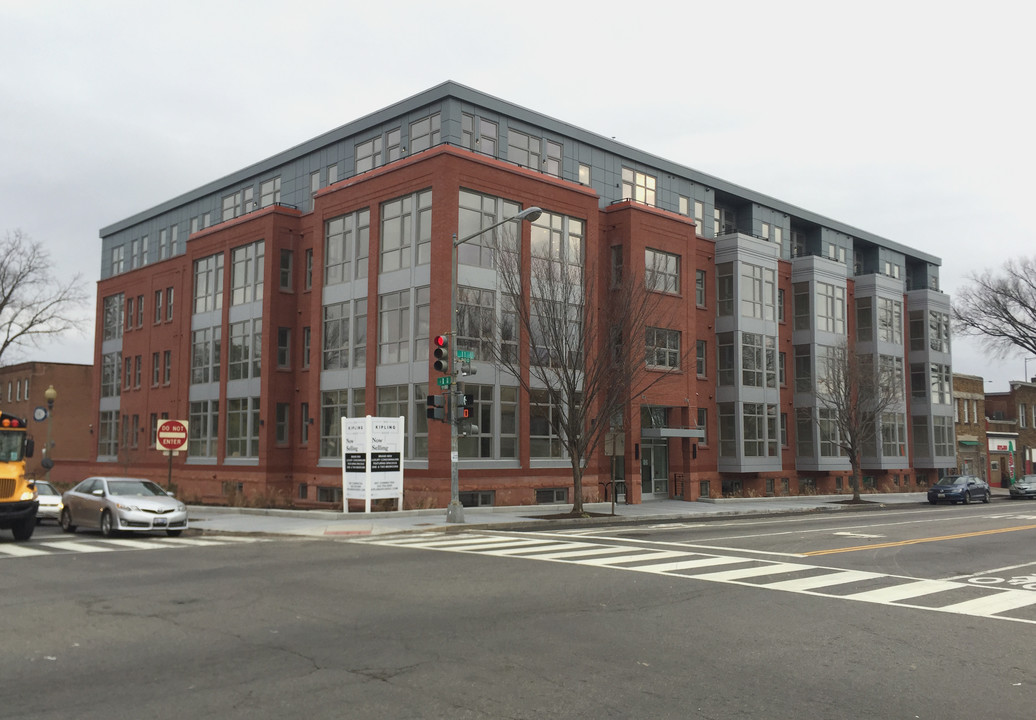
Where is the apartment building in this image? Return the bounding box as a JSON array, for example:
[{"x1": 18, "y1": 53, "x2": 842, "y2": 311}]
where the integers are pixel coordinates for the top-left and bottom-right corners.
[{"x1": 93, "y1": 81, "x2": 955, "y2": 508}]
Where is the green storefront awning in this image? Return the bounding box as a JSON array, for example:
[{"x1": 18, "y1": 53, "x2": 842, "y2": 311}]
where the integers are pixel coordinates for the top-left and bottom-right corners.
[{"x1": 958, "y1": 440, "x2": 979, "y2": 446}]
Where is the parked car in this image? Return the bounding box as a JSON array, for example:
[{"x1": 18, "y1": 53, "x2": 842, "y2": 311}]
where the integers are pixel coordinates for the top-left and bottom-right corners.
[
  {"x1": 927, "y1": 475, "x2": 991, "y2": 505},
  {"x1": 33, "y1": 480, "x2": 62, "y2": 523},
  {"x1": 60, "y1": 477, "x2": 188, "y2": 537},
  {"x1": 1009, "y1": 474, "x2": 1036, "y2": 499}
]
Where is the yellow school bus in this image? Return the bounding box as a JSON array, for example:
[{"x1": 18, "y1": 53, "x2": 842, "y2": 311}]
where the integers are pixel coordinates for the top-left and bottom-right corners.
[{"x1": 0, "y1": 411, "x2": 38, "y2": 541}]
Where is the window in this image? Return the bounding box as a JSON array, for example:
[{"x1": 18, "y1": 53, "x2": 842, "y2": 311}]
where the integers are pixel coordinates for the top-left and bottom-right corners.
[
  {"x1": 816, "y1": 282, "x2": 845, "y2": 334},
  {"x1": 545, "y1": 141, "x2": 562, "y2": 177},
  {"x1": 717, "y1": 333, "x2": 735, "y2": 386},
  {"x1": 741, "y1": 333, "x2": 777, "y2": 388},
  {"x1": 718, "y1": 403, "x2": 736, "y2": 457},
  {"x1": 323, "y1": 299, "x2": 366, "y2": 369},
  {"x1": 929, "y1": 311, "x2": 950, "y2": 352},
  {"x1": 462, "y1": 114, "x2": 497, "y2": 155},
  {"x1": 458, "y1": 384, "x2": 496, "y2": 459},
  {"x1": 930, "y1": 363, "x2": 951, "y2": 405},
  {"x1": 376, "y1": 386, "x2": 410, "y2": 458},
  {"x1": 154, "y1": 289, "x2": 163, "y2": 324},
  {"x1": 530, "y1": 389, "x2": 564, "y2": 458},
  {"x1": 743, "y1": 403, "x2": 778, "y2": 457},
  {"x1": 795, "y1": 345, "x2": 812, "y2": 392},
  {"x1": 188, "y1": 400, "x2": 219, "y2": 457},
  {"x1": 378, "y1": 290, "x2": 410, "y2": 364},
  {"x1": 124, "y1": 356, "x2": 132, "y2": 389},
  {"x1": 134, "y1": 355, "x2": 141, "y2": 388},
  {"x1": 276, "y1": 403, "x2": 290, "y2": 445},
  {"x1": 882, "y1": 412, "x2": 907, "y2": 457},
  {"x1": 621, "y1": 168, "x2": 656, "y2": 206},
  {"x1": 277, "y1": 327, "x2": 291, "y2": 369},
  {"x1": 226, "y1": 397, "x2": 260, "y2": 458},
  {"x1": 646, "y1": 327, "x2": 680, "y2": 370},
  {"x1": 717, "y1": 263, "x2": 734, "y2": 317},
  {"x1": 793, "y1": 282, "x2": 810, "y2": 331},
  {"x1": 457, "y1": 190, "x2": 521, "y2": 269},
  {"x1": 933, "y1": 416, "x2": 953, "y2": 456},
  {"x1": 857, "y1": 297, "x2": 874, "y2": 343},
  {"x1": 98, "y1": 411, "x2": 119, "y2": 457},
  {"x1": 819, "y1": 408, "x2": 843, "y2": 456},
  {"x1": 409, "y1": 114, "x2": 441, "y2": 153},
  {"x1": 228, "y1": 320, "x2": 261, "y2": 380},
  {"x1": 163, "y1": 350, "x2": 172, "y2": 385},
  {"x1": 778, "y1": 288, "x2": 785, "y2": 322},
  {"x1": 125, "y1": 296, "x2": 134, "y2": 331},
  {"x1": 645, "y1": 248, "x2": 679, "y2": 294},
  {"x1": 796, "y1": 408, "x2": 814, "y2": 458},
  {"x1": 507, "y1": 129, "x2": 540, "y2": 169},
  {"x1": 159, "y1": 229, "x2": 169, "y2": 260},
  {"x1": 696, "y1": 339, "x2": 707, "y2": 377},
  {"x1": 325, "y1": 209, "x2": 370, "y2": 285},
  {"x1": 413, "y1": 287, "x2": 430, "y2": 362},
  {"x1": 779, "y1": 351, "x2": 786, "y2": 386},
  {"x1": 310, "y1": 171, "x2": 320, "y2": 197},
  {"x1": 536, "y1": 488, "x2": 568, "y2": 504},
  {"x1": 304, "y1": 249, "x2": 313, "y2": 290},
  {"x1": 697, "y1": 408, "x2": 708, "y2": 445},
  {"x1": 321, "y1": 389, "x2": 364, "y2": 458},
  {"x1": 578, "y1": 163, "x2": 590, "y2": 185},
  {"x1": 327, "y1": 164, "x2": 339, "y2": 184},
  {"x1": 231, "y1": 240, "x2": 265, "y2": 306},
  {"x1": 877, "y1": 297, "x2": 903, "y2": 344},
  {"x1": 678, "y1": 196, "x2": 690, "y2": 216},
  {"x1": 111, "y1": 245, "x2": 125, "y2": 275},
  {"x1": 152, "y1": 352, "x2": 160, "y2": 386},
  {"x1": 194, "y1": 254, "x2": 224, "y2": 314},
  {"x1": 166, "y1": 287, "x2": 174, "y2": 321},
  {"x1": 385, "y1": 128, "x2": 401, "y2": 162},
  {"x1": 355, "y1": 136, "x2": 382, "y2": 172},
  {"x1": 102, "y1": 294, "x2": 125, "y2": 341},
  {"x1": 695, "y1": 269, "x2": 706, "y2": 307},
  {"x1": 300, "y1": 402, "x2": 310, "y2": 445},
  {"x1": 279, "y1": 250, "x2": 293, "y2": 291},
  {"x1": 302, "y1": 326, "x2": 311, "y2": 369},
  {"x1": 741, "y1": 264, "x2": 776, "y2": 320},
  {"x1": 380, "y1": 189, "x2": 432, "y2": 271},
  {"x1": 259, "y1": 177, "x2": 280, "y2": 207}
]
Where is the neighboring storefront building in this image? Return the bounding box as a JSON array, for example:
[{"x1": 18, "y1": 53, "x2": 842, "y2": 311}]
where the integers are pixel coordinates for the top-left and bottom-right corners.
[{"x1": 953, "y1": 374, "x2": 987, "y2": 478}]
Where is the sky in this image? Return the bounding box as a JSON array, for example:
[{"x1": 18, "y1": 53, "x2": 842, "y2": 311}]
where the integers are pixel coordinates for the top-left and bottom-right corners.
[{"x1": 2, "y1": 0, "x2": 1034, "y2": 390}]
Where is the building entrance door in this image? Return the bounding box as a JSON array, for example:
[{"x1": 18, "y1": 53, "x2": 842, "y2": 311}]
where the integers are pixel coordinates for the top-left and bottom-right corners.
[{"x1": 640, "y1": 441, "x2": 669, "y2": 500}]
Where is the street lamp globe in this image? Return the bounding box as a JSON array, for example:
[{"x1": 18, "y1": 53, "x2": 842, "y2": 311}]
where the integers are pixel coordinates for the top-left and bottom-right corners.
[{"x1": 44, "y1": 385, "x2": 57, "y2": 408}]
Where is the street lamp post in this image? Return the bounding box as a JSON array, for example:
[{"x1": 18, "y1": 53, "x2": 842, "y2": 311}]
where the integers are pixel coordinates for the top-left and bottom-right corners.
[
  {"x1": 446, "y1": 206, "x2": 542, "y2": 523},
  {"x1": 43, "y1": 385, "x2": 57, "y2": 481}
]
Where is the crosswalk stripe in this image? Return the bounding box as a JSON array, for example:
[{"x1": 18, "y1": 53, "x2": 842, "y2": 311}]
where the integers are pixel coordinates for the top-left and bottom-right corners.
[
  {"x1": 96, "y1": 538, "x2": 162, "y2": 549},
  {"x1": 843, "y1": 579, "x2": 964, "y2": 604},
  {"x1": 762, "y1": 570, "x2": 885, "y2": 592},
  {"x1": 483, "y1": 542, "x2": 592, "y2": 557},
  {"x1": 938, "y1": 589, "x2": 1036, "y2": 616},
  {"x1": 577, "y1": 550, "x2": 688, "y2": 567},
  {"x1": 629, "y1": 556, "x2": 748, "y2": 574},
  {"x1": 683, "y1": 562, "x2": 808, "y2": 582},
  {"x1": 0, "y1": 544, "x2": 49, "y2": 557},
  {"x1": 39, "y1": 541, "x2": 109, "y2": 553}
]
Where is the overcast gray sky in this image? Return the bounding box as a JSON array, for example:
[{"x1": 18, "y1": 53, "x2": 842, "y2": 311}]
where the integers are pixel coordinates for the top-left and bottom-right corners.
[{"x1": 2, "y1": 0, "x2": 1033, "y2": 389}]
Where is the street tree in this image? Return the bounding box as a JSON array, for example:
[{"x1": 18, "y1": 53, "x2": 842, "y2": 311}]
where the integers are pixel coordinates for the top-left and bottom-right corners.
[
  {"x1": 952, "y1": 256, "x2": 1036, "y2": 361},
  {"x1": 813, "y1": 341, "x2": 904, "y2": 501},
  {"x1": 478, "y1": 222, "x2": 681, "y2": 516},
  {"x1": 0, "y1": 229, "x2": 89, "y2": 366}
]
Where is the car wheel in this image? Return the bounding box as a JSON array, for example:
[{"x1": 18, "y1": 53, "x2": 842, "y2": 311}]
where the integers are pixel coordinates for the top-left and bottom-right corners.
[
  {"x1": 962, "y1": 491, "x2": 971, "y2": 505},
  {"x1": 928, "y1": 498, "x2": 937, "y2": 505},
  {"x1": 12, "y1": 514, "x2": 35, "y2": 541},
  {"x1": 100, "y1": 510, "x2": 116, "y2": 538},
  {"x1": 983, "y1": 490, "x2": 991, "y2": 503},
  {"x1": 166, "y1": 529, "x2": 183, "y2": 537},
  {"x1": 60, "y1": 508, "x2": 77, "y2": 533}
]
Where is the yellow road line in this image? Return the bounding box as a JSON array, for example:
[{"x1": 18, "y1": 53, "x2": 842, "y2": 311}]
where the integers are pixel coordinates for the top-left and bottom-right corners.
[{"x1": 804, "y1": 524, "x2": 1036, "y2": 556}]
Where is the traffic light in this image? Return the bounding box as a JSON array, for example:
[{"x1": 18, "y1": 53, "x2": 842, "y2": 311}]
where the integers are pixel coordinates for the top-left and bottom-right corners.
[
  {"x1": 426, "y1": 394, "x2": 447, "y2": 422},
  {"x1": 433, "y1": 334, "x2": 450, "y2": 373},
  {"x1": 460, "y1": 393, "x2": 475, "y2": 420}
]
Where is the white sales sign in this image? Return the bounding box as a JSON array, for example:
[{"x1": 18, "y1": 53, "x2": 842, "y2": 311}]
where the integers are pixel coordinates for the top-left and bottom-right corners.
[{"x1": 341, "y1": 416, "x2": 404, "y2": 513}]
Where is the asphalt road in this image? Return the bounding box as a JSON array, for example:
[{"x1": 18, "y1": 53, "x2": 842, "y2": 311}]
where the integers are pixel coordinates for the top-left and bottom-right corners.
[{"x1": 3, "y1": 505, "x2": 1035, "y2": 719}]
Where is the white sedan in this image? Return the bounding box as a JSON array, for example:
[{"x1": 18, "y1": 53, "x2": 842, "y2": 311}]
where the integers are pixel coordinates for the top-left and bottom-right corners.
[
  {"x1": 60, "y1": 476, "x2": 188, "y2": 537},
  {"x1": 34, "y1": 480, "x2": 63, "y2": 523}
]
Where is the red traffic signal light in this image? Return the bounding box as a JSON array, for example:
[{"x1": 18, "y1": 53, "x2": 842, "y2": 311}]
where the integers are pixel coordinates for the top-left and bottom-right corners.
[{"x1": 433, "y1": 334, "x2": 450, "y2": 373}]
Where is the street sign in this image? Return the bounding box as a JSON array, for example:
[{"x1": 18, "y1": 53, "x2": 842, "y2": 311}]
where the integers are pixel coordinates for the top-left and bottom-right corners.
[
  {"x1": 456, "y1": 350, "x2": 474, "y2": 360},
  {"x1": 437, "y1": 376, "x2": 452, "y2": 387},
  {"x1": 156, "y1": 419, "x2": 189, "y2": 452}
]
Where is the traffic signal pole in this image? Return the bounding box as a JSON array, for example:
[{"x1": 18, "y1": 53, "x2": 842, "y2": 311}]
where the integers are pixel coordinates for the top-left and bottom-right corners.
[{"x1": 446, "y1": 235, "x2": 464, "y2": 523}]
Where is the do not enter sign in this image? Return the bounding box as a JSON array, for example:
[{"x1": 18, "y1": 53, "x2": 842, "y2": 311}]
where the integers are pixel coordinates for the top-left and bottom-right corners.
[{"x1": 156, "y1": 419, "x2": 189, "y2": 452}]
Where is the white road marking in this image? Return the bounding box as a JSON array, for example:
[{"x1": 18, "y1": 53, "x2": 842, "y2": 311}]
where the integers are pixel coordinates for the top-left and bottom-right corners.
[
  {"x1": 0, "y1": 544, "x2": 49, "y2": 557},
  {"x1": 364, "y1": 532, "x2": 1036, "y2": 625},
  {"x1": 1, "y1": 536, "x2": 266, "y2": 560}
]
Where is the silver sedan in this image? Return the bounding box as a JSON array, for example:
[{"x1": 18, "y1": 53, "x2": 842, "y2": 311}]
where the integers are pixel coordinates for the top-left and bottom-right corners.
[{"x1": 60, "y1": 476, "x2": 188, "y2": 537}]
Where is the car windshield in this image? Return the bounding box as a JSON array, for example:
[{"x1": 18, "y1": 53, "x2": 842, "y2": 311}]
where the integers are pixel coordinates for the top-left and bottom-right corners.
[
  {"x1": 35, "y1": 482, "x2": 58, "y2": 495},
  {"x1": 934, "y1": 477, "x2": 967, "y2": 487},
  {"x1": 106, "y1": 480, "x2": 167, "y2": 497}
]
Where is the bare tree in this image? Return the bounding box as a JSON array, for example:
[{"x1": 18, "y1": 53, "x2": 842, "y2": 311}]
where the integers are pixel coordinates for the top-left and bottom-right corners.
[
  {"x1": 482, "y1": 226, "x2": 679, "y2": 516},
  {"x1": 0, "y1": 230, "x2": 88, "y2": 366},
  {"x1": 953, "y1": 257, "x2": 1036, "y2": 360},
  {"x1": 813, "y1": 341, "x2": 904, "y2": 501}
]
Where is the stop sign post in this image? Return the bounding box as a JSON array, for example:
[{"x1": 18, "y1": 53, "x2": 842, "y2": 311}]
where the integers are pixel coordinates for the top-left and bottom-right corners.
[{"x1": 156, "y1": 419, "x2": 189, "y2": 491}]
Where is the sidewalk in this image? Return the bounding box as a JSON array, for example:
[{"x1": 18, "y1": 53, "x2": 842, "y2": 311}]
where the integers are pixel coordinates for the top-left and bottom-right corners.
[{"x1": 187, "y1": 488, "x2": 1011, "y2": 538}]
